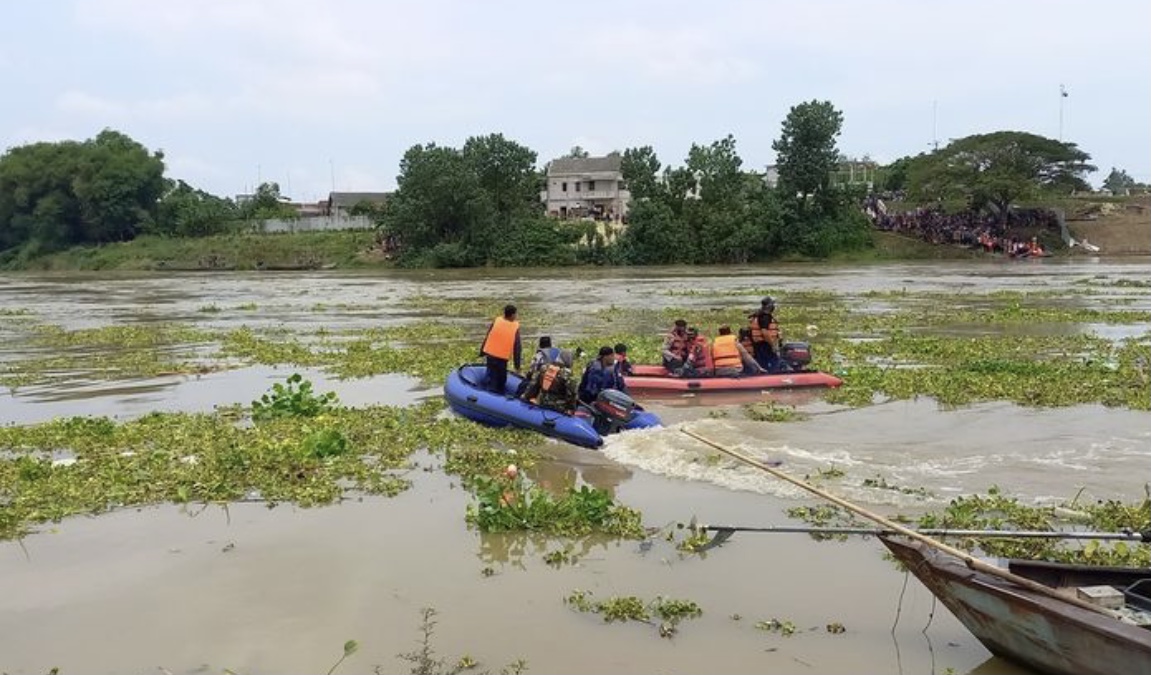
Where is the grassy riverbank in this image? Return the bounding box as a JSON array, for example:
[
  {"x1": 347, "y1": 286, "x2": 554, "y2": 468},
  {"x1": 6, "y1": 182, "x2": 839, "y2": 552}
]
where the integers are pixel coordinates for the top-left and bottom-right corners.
[{"x1": 6, "y1": 230, "x2": 381, "y2": 272}]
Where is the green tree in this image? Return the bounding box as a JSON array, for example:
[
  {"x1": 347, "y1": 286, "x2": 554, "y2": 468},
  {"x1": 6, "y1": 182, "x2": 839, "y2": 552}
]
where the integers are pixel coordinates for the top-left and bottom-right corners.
[
  {"x1": 154, "y1": 179, "x2": 239, "y2": 237},
  {"x1": 383, "y1": 143, "x2": 485, "y2": 261},
  {"x1": 907, "y1": 131, "x2": 1096, "y2": 222},
  {"x1": 772, "y1": 100, "x2": 844, "y2": 208},
  {"x1": 0, "y1": 129, "x2": 166, "y2": 255},
  {"x1": 620, "y1": 146, "x2": 662, "y2": 202},
  {"x1": 1102, "y1": 167, "x2": 1136, "y2": 194},
  {"x1": 563, "y1": 145, "x2": 590, "y2": 159}
]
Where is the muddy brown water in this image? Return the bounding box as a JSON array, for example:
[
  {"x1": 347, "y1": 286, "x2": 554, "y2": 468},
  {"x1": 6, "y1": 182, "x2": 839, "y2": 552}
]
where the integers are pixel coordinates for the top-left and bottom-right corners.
[{"x1": 1, "y1": 259, "x2": 1149, "y2": 674}]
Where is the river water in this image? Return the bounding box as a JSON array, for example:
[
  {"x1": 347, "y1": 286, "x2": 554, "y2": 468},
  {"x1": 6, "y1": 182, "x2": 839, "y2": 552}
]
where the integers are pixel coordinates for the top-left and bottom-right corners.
[{"x1": 1, "y1": 258, "x2": 1149, "y2": 674}]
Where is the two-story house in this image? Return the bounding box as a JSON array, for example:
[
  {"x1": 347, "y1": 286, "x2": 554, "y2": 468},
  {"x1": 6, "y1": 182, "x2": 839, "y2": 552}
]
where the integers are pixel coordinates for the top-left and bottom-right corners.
[{"x1": 542, "y1": 155, "x2": 631, "y2": 221}]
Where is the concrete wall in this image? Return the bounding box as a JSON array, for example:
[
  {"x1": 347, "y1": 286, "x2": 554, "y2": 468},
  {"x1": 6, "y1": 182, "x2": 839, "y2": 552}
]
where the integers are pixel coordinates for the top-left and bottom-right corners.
[{"x1": 260, "y1": 215, "x2": 375, "y2": 233}]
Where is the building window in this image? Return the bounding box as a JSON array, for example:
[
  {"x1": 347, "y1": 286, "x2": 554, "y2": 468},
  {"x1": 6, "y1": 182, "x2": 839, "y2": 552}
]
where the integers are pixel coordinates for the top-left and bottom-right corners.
[
  {"x1": 562, "y1": 182, "x2": 568, "y2": 192},
  {"x1": 575, "y1": 182, "x2": 581, "y2": 192},
  {"x1": 587, "y1": 180, "x2": 595, "y2": 191}
]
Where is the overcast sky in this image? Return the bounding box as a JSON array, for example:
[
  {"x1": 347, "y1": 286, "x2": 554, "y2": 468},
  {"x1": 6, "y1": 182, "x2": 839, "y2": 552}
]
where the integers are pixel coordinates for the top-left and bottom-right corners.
[{"x1": 3, "y1": 0, "x2": 1148, "y2": 201}]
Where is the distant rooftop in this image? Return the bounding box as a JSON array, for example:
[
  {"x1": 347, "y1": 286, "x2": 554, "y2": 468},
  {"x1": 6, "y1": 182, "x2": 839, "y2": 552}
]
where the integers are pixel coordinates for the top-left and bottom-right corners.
[{"x1": 547, "y1": 155, "x2": 622, "y2": 175}]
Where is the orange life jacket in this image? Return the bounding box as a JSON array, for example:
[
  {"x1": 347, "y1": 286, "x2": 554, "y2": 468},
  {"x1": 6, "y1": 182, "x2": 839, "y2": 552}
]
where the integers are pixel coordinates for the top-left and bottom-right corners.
[
  {"x1": 665, "y1": 329, "x2": 689, "y2": 359},
  {"x1": 688, "y1": 336, "x2": 709, "y2": 369},
  {"x1": 482, "y1": 317, "x2": 519, "y2": 360},
  {"x1": 711, "y1": 334, "x2": 741, "y2": 369},
  {"x1": 540, "y1": 364, "x2": 563, "y2": 393},
  {"x1": 749, "y1": 313, "x2": 779, "y2": 344}
]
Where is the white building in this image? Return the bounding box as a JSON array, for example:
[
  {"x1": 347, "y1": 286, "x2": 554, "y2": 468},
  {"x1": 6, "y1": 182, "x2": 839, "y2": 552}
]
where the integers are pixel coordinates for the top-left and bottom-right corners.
[{"x1": 541, "y1": 154, "x2": 631, "y2": 221}]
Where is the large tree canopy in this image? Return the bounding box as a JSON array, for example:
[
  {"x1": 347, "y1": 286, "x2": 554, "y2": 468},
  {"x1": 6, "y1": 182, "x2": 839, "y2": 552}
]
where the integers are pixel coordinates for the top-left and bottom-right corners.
[
  {"x1": 906, "y1": 131, "x2": 1096, "y2": 220},
  {"x1": 772, "y1": 100, "x2": 844, "y2": 203},
  {"x1": 0, "y1": 129, "x2": 166, "y2": 255},
  {"x1": 383, "y1": 134, "x2": 574, "y2": 267}
]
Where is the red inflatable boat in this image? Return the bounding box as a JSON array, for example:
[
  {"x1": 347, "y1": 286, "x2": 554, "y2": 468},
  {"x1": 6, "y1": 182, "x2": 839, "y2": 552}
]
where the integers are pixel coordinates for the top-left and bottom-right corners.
[{"x1": 624, "y1": 364, "x2": 843, "y2": 392}]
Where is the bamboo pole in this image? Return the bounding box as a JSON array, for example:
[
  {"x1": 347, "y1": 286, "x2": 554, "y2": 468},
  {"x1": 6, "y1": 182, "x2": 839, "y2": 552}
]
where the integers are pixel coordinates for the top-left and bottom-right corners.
[
  {"x1": 680, "y1": 428, "x2": 1122, "y2": 617},
  {"x1": 696, "y1": 525, "x2": 1147, "y2": 541}
]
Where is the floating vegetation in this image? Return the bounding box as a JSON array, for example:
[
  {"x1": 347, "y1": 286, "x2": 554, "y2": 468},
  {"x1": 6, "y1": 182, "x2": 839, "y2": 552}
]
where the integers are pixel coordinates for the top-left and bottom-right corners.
[
  {"x1": 2, "y1": 285, "x2": 1148, "y2": 411},
  {"x1": 0, "y1": 376, "x2": 549, "y2": 541},
  {"x1": 913, "y1": 485, "x2": 1151, "y2": 566},
  {"x1": 754, "y1": 618, "x2": 797, "y2": 636},
  {"x1": 466, "y1": 472, "x2": 644, "y2": 539},
  {"x1": 743, "y1": 401, "x2": 809, "y2": 423},
  {"x1": 564, "y1": 590, "x2": 702, "y2": 638},
  {"x1": 389, "y1": 608, "x2": 528, "y2": 675},
  {"x1": 861, "y1": 475, "x2": 934, "y2": 498}
]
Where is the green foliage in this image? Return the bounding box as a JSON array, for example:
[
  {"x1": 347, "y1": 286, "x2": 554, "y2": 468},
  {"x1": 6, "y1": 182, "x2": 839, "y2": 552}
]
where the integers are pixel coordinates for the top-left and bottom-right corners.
[
  {"x1": 383, "y1": 134, "x2": 541, "y2": 267},
  {"x1": 154, "y1": 179, "x2": 240, "y2": 237},
  {"x1": 392, "y1": 607, "x2": 528, "y2": 675},
  {"x1": 0, "y1": 129, "x2": 166, "y2": 255},
  {"x1": 1102, "y1": 167, "x2": 1138, "y2": 193},
  {"x1": 907, "y1": 131, "x2": 1096, "y2": 220},
  {"x1": 915, "y1": 487, "x2": 1151, "y2": 566},
  {"x1": 466, "y1": 474, "x2": 644, "y2": 538},
  {"x1": 564, "y1": 590, "x2": 702, "y2": 638},
  {"x1": 773, "y1": 101, "x2": 844, "y2": 200},
  {"x1": 251, "y1": 373, "x2": 340, "y2": 421}
]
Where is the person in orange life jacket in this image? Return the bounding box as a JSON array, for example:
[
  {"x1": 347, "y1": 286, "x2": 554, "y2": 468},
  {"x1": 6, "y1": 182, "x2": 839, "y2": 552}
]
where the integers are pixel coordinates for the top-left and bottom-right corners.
[
  {"x1": 480, "y1": 304, "x2": 522, "y2": 394},
  {"x1": 662, "y1": 319, "x2": 690, "y2": 372},
  {"x1": 579, "y1": 346, "x2": 624, "y2": 403},
  {"x1": 710, "y1": 325, "x2": 766, "y2": 377},
  {"x1": 748, "y1": 296, "x2": 786, "y2": 373},
  {"x1": 613, "y1": 343, "x2": 634, "y2": 378},
  {"x1": 522, "y1": 349, "x2": 578, "y2": 414},
  {"x1": 515, "y1": 335, "x2": 560, "y2": 397},
  {"x1": 679, "y1": 327, "x2": 710, "y2": 376}
]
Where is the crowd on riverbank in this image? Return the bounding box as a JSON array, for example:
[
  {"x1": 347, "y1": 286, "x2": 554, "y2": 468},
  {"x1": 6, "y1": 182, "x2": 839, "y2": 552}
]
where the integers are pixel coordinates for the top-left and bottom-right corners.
[{"x1": 865, "y1": 196, "x2": 1062, "y2": 254}]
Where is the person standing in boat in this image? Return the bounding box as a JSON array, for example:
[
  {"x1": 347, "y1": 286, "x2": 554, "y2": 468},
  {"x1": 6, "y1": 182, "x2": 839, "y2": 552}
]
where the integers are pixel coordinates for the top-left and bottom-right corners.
[
  {"x1": 480, "y1": 304, "x2": 522, "y2": 394},
  {"x1": 662, "y1": 319, "x2": 691, "y2": 373},
  {"x1": 579, "y1": 346, "x2": 625, "y2": 403},
  {"x1": 522, "y1": 349, "x2": 578, "y2": 414},
  {"x1": 711, "y1": 325, "x2": 766, "y2": 377},
  {"x1": 748, "y1": 297, "x2": 784, "y2": 373}
]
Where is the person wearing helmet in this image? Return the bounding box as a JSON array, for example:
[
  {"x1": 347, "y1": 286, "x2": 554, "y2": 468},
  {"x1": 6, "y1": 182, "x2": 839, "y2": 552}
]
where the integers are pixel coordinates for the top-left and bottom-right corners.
[{"x1": 748, "y1": 296, "x2": 784, "y2": 372}]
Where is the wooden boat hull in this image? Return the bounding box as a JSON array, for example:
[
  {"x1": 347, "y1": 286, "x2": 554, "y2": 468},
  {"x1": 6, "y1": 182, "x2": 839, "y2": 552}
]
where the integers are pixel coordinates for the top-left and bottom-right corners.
[
  {"x1": 624, "y1": 364, "x2": 842, "y2": 392},
  {"x1": 881, "y1": 535, "x2": 1151, "y2": 675}
]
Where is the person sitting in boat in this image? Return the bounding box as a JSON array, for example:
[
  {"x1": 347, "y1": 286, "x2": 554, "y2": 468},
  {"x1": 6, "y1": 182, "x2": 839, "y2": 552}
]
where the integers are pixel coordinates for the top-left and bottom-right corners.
[
  {"x1": 579, "y1": 346, "x2": 625, "y2": 403},
  {"x1": 679, "y1": 327, "x2": 711, "y2": 376},
  {"x1": 613, "y1": 343, "x2": 634, "y2": 378},
  {"x1": 522, "y1": 349, "x2": 578, "y2": 414},
  {"x1": 480, "y1": 304, "x2": 522, "y2": 393},
  {"x1": 662, "y1": 319, "x2": 691, "y2": 373},
  {"x1": 516, "y1": 335, "x2": 561, "y2": 397},
  {"x1": 1028, "y1": 237, "x2": 1045, "y2": 257},
  {"x1": 748, "y1": 297, "x2": 784, "y2": 373},
  {"x1": 711, "y1": 325, "x2": 767, "y2": 377}
]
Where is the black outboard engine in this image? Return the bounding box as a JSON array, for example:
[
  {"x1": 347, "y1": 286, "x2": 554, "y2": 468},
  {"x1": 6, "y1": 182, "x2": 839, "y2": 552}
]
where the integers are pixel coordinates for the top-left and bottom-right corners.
[
  {"x1": 780, "y1": 341, "x2": 812, "y2": 372},
  {"x1": 589, "y1": 389, "x2": 638, "y2": 435}
]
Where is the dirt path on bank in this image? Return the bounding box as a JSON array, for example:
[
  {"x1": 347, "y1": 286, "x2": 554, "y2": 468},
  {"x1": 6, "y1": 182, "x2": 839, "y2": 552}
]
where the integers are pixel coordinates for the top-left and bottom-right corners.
[{"x1": 1066, "y1": 196, "x2": 1150, "y2": 255}]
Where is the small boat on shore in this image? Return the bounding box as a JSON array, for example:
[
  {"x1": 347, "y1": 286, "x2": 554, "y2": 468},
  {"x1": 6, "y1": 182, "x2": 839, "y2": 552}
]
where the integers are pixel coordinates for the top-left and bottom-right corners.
[
  {"x1": 444, "y1": 364, "x2": 661, "y2": 449},
  {"x1": 624, "y1": 364, "x2": 843, "y2": 392},
  {"x1": 880, "y1": 535, "x2": 1151, "y2": 675}
]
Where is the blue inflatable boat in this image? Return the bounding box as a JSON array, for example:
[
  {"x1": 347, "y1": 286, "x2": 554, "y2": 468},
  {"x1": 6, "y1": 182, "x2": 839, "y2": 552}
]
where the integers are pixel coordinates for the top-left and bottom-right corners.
[{"x1": 444, "y1": 364, "x2": 662, "y2": 449}]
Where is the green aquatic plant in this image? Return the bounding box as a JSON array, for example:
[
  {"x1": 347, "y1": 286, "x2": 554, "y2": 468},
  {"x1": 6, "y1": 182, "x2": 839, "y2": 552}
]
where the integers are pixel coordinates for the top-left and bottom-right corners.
[
  {"x1": 563, "y1": 591, "x2": 702, "y2": 638},
  {"x1": 913, "y1": 486, "x2": 1151, "y2": 566},
  {"x1": 466, "y1": 474, "x2": 644, "y2": 539},
  {"x1": 251, "y1": 373, "x2": 340, "y2": 420}
]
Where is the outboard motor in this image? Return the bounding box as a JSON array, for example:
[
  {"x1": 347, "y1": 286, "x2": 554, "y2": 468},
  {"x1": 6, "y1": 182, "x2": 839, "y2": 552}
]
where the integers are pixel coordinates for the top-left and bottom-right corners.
[
  {"x1": 780, "y1": 341, "x2": 812, "y2": 372},
  {"x1": 589, "y1": 389, "x2": 638, "y2": 435}
]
